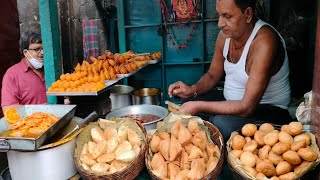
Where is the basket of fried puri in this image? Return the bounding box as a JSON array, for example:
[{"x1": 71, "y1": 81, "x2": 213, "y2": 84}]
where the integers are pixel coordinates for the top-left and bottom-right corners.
[
  {"x1": 74, "y1": 118, "x2": 147, "y2": 180},
  {"x1": 146, "y1": 113, "x2": 224, "y2": 180},
  {"x1": 227, "y1": 122, "x2": 320, "y2": 180}
]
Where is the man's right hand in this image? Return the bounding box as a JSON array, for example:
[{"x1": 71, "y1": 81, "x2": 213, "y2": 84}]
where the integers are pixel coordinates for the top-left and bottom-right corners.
[{"x1": 168, "y1": 81, "x2": 194, "y2": 98}]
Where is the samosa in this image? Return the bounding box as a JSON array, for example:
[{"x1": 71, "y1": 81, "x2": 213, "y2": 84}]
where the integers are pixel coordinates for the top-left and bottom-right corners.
[
  {"x1": 188, "y1": 145, "x2": 203, "y2": 160},
  {"x1": 171, "y1": 120, "x2": 182, "y2": 138},
  {"x1": 178, "y1": 124, "x2": 192, "y2": 146},
  {"x1": 151, "y1": 153, "x2": 168, "y2": 178},
  {"x1": 205, "y1": 156, "x2": 219, "y2": 175},
  {"x1": 187, "y1": 158, "x2": 206, "y2": 180},
  {"x1": 170, "y1": 135, "x2": 182, "y2": 161},
  {"x1": 188, "y1": 120, "x2": 200, "y2": 135},
  {"x1": 192, "y1": 131, "x2": 207, "y2": 151},
  {"x1": 150, "y1": 135, "x2": 161, "y2": 153},
  {"x1": 168, "y1": 162, "x2": 181, "y2": 180},
  {"x1": 159, "y1": 139, "x2": 170, "y2": 161}
]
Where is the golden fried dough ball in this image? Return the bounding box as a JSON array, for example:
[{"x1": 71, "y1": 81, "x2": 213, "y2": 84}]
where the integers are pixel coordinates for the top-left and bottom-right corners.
[
  {"x1": 288, "y1": 122, "x2": 303, "y2": 136},
  {"x1": 258, "y1": 145, "x2": 271, "y2": 160},
  {"x1": 254, "y1": 130, "x2": 266, "y2": 146},
  {"x1": 279, "y1": 172, "x2": 297, "y2": 180},
  {"x1": 243, "y1": 140, "x2": 258, "y2": 152},
  {"x1": 283, "y1": 150, "x2": 301, "y2": 165},
  {"x1": 276, "y1": 161, "x2": 292, "y2": 176},
  {"x1": 291, "y1": 140, "x2": 306, "y2": 151},
  {"x1": 242, "y1": 123, "x2": 257, "y2": 137},
  {"x1": 259, "y1": 123, "x2": 275, "y2": 133},
  {"x1": 244, "y1": 166, "x2": 257, "y2": 177},
  {"x1": 256, "y1": 172, "x2": 266, "y2": 179},
  {"x1": 297, "y1": 147, "x2": 318, "y2": 161},
  {"x1": 279, "y1": 131, "x2": 294, "y2": 144},
  {"x1": 256, "y1": 160, "x2": 276, "y2": 177},
  {"x1": 294, "y1": 161, "x2": 312, "y2": 174},
  {"x1": 240, "y1": 151, "x2": 256, "y2": 168},
  {"x1": 272, "y1": 142, "x2": 290, "y2": 155},
  {"x1": 264, "y1": 131, "x2": 279, "y2": 146},
  {"x1": 294, "y1": 133, "x2": 311, "y2": 145},
  {"x1": 270, "y1": 176, "x2": 280, "y2": 180},
  {"x1": 231, "y1": 134, "x2": 246, "y2": 150},
  {"x1": 255, "y1": 155, "x2": 263, "y2": 165},
  {"x1": 230, "y1": 150, "x2": 243, "y2": 159},
  {"x1": 268, "y1": 151, "x2": 284, "y2": 165},
  {"x1": 280, "y1": 125, "x2": 291, "y2": 134}
]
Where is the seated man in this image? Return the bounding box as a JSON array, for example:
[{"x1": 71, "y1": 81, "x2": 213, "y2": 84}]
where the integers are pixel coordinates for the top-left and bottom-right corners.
[
  {"x1": 168, "y1": 0, "x2": 292, "y2": 141},
  {"x1": 1, "y1": 32, "x2": 47, "y2": 112}
]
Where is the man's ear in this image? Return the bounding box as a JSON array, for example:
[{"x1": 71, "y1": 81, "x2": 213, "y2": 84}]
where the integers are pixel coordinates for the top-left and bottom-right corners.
[
  {"x1": 244, "y1": 7, "x2": 254, "y2": 23},
  {"x1": 23, "y1": 49, "x2": 28, "y2": 58}
]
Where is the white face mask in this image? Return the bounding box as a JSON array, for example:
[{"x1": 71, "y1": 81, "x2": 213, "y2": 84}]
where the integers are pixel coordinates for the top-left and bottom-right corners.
[{"x1": 26, "y1": 50, "x2": 43, "y2": 69}]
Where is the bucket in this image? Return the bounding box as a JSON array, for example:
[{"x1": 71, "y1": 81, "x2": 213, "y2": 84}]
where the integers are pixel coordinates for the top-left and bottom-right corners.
[
  {"x1": 110, "y1": 85, "x2": 134, "y2": 111},
  {"x1": 132, "y1": 88, "x2": 161, "y2": 105}
]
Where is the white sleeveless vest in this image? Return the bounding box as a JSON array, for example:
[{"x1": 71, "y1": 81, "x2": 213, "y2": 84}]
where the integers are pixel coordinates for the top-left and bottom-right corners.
[{"x1": 223, "y1": 20, "x2": 291, "y2": 109}]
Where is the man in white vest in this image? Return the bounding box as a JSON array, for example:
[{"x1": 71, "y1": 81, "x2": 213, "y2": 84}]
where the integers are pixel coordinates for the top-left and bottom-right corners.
[{"x1": 168, "y1": 0, "x2": 292, "y2": 141}]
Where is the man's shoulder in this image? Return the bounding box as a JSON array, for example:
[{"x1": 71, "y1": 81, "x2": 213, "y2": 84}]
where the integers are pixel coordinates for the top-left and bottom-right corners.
[{"x1": 4, "y1": 60, "x2": 26, "y2": 78}]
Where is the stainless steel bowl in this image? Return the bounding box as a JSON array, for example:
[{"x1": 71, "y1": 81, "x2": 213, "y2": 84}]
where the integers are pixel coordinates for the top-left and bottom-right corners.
[
  {"x1": 105, "y1": 104, "x2": 168, "y2": 130},
  {"x1": 110, "y1": 85, "x2": 134, "y2": 111},
  {"x1": 132, "y1": 88, "x2": 161, "y2": 105}
]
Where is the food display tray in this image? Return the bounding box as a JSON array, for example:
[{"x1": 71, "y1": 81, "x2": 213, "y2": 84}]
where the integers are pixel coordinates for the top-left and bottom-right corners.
[
  {"x1": 148, "y1": 58, "x2": 161, "y2": 64},
  {"x1": 116, "y1": 63, "x2": 149, "y2": 78},
  {"x1": 0, "y1": 104, "x2": 76, "y2": 151}
]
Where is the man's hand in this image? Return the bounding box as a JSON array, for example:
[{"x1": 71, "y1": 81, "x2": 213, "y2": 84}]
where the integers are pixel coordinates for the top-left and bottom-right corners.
[
  {"x1": 178, "y1": 101, "x2": 200, "y2": 115},
  {"x1": 168, "y1": 81, "x2": 193, "y2": 98}
]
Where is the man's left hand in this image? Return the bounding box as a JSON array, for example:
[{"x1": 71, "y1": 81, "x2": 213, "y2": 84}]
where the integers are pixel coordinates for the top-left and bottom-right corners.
[{"x1": 178, "y1": 101, "x2": 200, "y2": 115}]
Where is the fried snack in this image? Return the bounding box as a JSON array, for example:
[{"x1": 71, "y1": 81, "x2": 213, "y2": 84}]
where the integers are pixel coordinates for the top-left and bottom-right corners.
[
  {"x1": 150, "y1": 135, "x2": 161, "y2": 153},
  {"x1": 254, "y1": 130, "x2": 266, "y2": 146},
  {"x1": 187, "y1": 158, "x2": 206, "y2": 180},
  {"x1": 268, "y1": 151, "x2": 284, "y2": 165},
  {"x1": 294, "y1": 133, "x2": 311, "y2": 145},
  {"x1": 256, "y1": 172, "x2": 266, "y2": 179},
  {"x1": 288, "y1": 122, "x2": 303, "y2": 136},
  {"x1": 178, "y1": 124, "x2": 193, "y2": 146},
  {"x1": 91, "y1": 127, "x2": 106, "y2": 143},
  {"x1": 4, "y1": 108, "x2": 21, "y2": 124},
  {"x1": 244, "y1": 166, "x2": 257, "y2": 177},
  {"x1": 132, "y1": 144, "x2": 141, "y2": 156},
  {"x1": 81, "y1": 144, "x2": 89, "y2": 155},
  {"x1": 92, "y1": 140, "x2": 108, "y2": 159},
  {"x1": 242, "y1": 124, "x2": 257, "y2": 137},
  {"x1": 205, "y1": 156, "x2": 218, "y2": 175},
  {"x1": 245, "y1": 137, "x2": 252, "y2": 143},
  {"x1": 80, "y1": 154, "x2": 97, "y2": 166},
  {"x1": 270, "y1": 176, "x2": 280, "y2": 180},
  {"x1": 106, "y1": 137, "x2": 118, "y2": 154},
  {"x1": 279, "y1": 131, "x2": 294, "y2": 144},
  {"x1": 264, "y1": 131, "x2": 279, "y2": 146},
  {"x1": 170, "y1": 135, "x2": 182, "y2": 161},
  {"x1": 180, "y1": 149, "x2": 191, "y2": 170},
  {"x1": 151, "y1": 153, "x2": 167, "y2": 178},
  {"x1": 81, "y1": 163, "x2": 91, "y2": 171},
  {"x1": 272, "y1": 142, "x2": 290, "y2": 155},
  {"x1": 117, "y1": 125, "x2": 128, "y2": 143},
  {"x1": 255, "y1": 155, "x2": 263, "y2": 165},
  {"x1": 171, "y1": 120, "x2": 182, "y2": 138},
  {"x1": 243, "y1": 140, "x2": 258, "y2": 152},
  {"x1": 231, "y1": 150, "x2": 243, "y2": 159},
  {"x1": 240, "y1": 151, "x2": 256, "y2": 168},
  {"x1": 192, "y1": 131, "x2": 207, "y2": 151},
  {"x1": 104, "y1": 126, "x2": 117, "y2": 140},
  {"x1": 297, "y1": 147, "x2": 318, "y2": 161},
  {"x1": 276, "y1": 161, "x2": 292, "y2": 176},
  {"x1": 175, "y1": 169, "x2": 189, "y2": 180},
  {"x1": 291, "y1": 140, "x2": 306, "y2": 151},
  {"x1": 115, "y1": 150, "x2": 136, "y2": 162},
  {"x1": 115, "y1": 141, "x2": 132, "y2": 155},
  {"x1": 91, "y1": 163, "x2": 110, "y2": 174},
  {"x1": 127, "y1": 128, "x2": 141, "y2": 147},
  {"x1": 258, "y1": 145, "x2": 271, "y2": 160},
  {"x1": 158, "y1": 131, "x2": 170, "y2": 140},
  {"x1": 256, "y1": 160, "x2": 276, "y2": 177},
  {"x1": 280, "y1": 125, "x2": 290, "y2": 134},
  {"x1": 97, "y1": 153, "x2": 115, "y2": 163},
  {"x1": 168, "y1": 163, "x2": 181, "y2": 179},
  {"x1": 283, "y1": 150, "x2": 301, "y2": 165},
  {"x1": 159, "y1": 139, "x2": 170, "y2": 161},
  {"x1": 231, "y1": 134, "x2": 246, "y2": 150},
  {"x1": 259, "y1": 123, "x2": 275, "y2": 133},
  {"x1": 294, "y1": 161, "x2": 312, "y2": 174},
  {"x1": 188, "y1": 120, "x2": 200, "y2": 136},
  {"x1": 188, "y1": 145, "x2": 203, "y2": 160},
  {"x1": 278, "y1": 172, "x2": 297, "y2": 180},
  {"x1": 87, "y1": 141, "x2": 97, "y2": 155}
]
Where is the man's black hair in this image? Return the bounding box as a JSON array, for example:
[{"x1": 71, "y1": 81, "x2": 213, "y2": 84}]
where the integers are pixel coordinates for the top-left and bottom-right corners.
[
  {"x1": 19, "y1": 32, "x2": 42, "y2": 54},
  {"x1": 234, "y1": 0, "x2": 257, "y2": 13}
]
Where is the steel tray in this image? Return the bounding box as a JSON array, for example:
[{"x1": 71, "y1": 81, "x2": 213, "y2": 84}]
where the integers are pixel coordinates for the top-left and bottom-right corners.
[{"x1": 0, "y1": 104, "x2": 76, "y2": 151}]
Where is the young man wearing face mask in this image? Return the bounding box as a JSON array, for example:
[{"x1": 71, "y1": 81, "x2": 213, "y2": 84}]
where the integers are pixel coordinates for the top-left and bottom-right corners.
[{"x1": 1, "y1": 32, "x2": 47, "y2": 112}]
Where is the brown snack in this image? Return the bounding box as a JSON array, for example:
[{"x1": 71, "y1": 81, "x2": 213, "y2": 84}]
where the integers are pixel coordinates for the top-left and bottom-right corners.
[
  {"x1": 288, "y1": 122, "x2": 303, "y2": 136},
  {"x1": 280, "y1": 125, "x2": 291, "y2": 134},
  {"x1": 231, "y1": 134, "x2": 246, "y2": 150},
  {"x1": 256, "y1": 160, "x2": 276, "y2": 177},
  {"x1": 279, "y1": 131, "x2": 294, "y2": 144},
  {"x1": 242, "y1": 123, "x2": 257, "y2": 137},
  {"x1": 254, "y1": 130, "x2": 266, "y2": 146},
  {"x1": 256, "y1": 172, "x2": 266, "y2": 179},
  {"x1": 294, "y1": 133, "x2": 311, "y2": 146},
  {"x1": 259, "y1": 145, "x2": 271, "y2": 159},
  {"x1": 244, "y1": 166, "x2": 257, "y2": 177},
  {"x1": 283, "y1": 150, "x2": 302, "y2": 165},
  {"x1": 268, "y1": 151, "x2": 284, "y2": 165},
  {"x1": 264, "y1": 131, "x2": 279, "y2": 146},
  {"x1": 151, "y1": 152, "x2": 167, "y2": 178},
  {"x1": 255, "y1": 155, "x2": 263, "y2": 164},
  {"x1": 270, "y1": 176, "x2": 280, "y2": 180},
  {"x1": 291, "y1": 140, "x2": 306, "y2": 151},
  {"x1": 243, "y1": 140, "x2": 258, "y2": 152},
  {"x1": 205, "y1": 156, "x2": 219, "y2": 175},
  {"x1": 279, "y1": 172, "x2": 297, "y2": 180},
  {"x1": 178, "y1": 124, "x2": 193, "y2": 146},
  {"x1": 192, "y1": 131, "x2": 207, "y2": 151},
  {"x1": 150, "y1": 135, "x2": 161, "y2": 153},
  {"x1": 168, "y1": 163, "x2": 181, "y2": 180},
  {"x1": 259, "y1": 123, "x2": 275, "y2": 133},
  {"x1": 240, "y1": 151, "x2": 256, "y2": 168},
  {"x1": 188, "y1": 145, "x2": 203, "y2": 160},
  {"x1": 187, "y1": 158, "x2": 206, "y2": 179},
  {"x1": 187, "y1": 120, "x2": 200, "y2": 136},
  {"x1": 276, "y1": 161, "x2": 292, "y2": 176},
  {"x1": 159, "y1": 139, "x2": 170, "y2": 161},
  {"x1": 169, "y1": 135, "x2": 183, "y2": 161},
  {"x1": 272, "y1": 142, "x2": 291, "y2": 155},
  {"x1": 231, "y1": 150, "x2": 243, "y2": 159},
  {"x1": 294, "y1": 161, "x2": 312, "y2": 174},
  {"x1": 171, "y1": 120, "x2": 182, "y2": 138},
  {"x1": 245, "y1": 137, "x2": 252, "y2": 143},
  {"x1": 297, "y1": 147, "x2": 318, "y2": 161},
  {"x1": 158, "y1": 131, "x2": 170, "y2": 140}
]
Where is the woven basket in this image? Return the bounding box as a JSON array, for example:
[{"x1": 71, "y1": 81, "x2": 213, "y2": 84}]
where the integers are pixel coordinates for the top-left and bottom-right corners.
[
  {"x1": 146, "y1": 120, "x2": 224, "y2": 180},
  {"x1": 226, "y1": 123, "x2": 320, "y2": 180},
  {"x1": 74, "y1": 121, "x2": 148, "y2": 180}
]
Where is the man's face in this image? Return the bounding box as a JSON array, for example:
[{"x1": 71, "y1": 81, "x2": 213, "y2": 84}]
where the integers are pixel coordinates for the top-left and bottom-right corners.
[
  {"x1": 23, "y1": 43, "x2": 43, "y2": 62},
  {"x1": 216, "y1": 0, "x2": 249, "y2": 38}
]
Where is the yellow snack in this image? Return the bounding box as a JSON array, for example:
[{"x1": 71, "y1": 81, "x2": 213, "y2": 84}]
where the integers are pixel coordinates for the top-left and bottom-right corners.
[{"x1": 4, "y1": 108, "x2": 20, "y2": 124}]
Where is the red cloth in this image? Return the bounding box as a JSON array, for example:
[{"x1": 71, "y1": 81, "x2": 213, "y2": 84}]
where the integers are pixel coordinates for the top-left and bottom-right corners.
[{"x1": 1, "y1": 58, "x2": 47, "y2": 107}]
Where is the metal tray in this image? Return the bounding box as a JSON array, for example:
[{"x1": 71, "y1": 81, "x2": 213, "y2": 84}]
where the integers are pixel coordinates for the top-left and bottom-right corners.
[
  {"x1": 117, "y1": 63, "x2": 149, "y2": 78},
  {"x1": 148, "y1": 58, "x2": 161, "y2": 64},
  {"x1": 105, "y1": 77, "x2": 123, "y2": 86},
  {"x1": 0, "y1": 104, "x2": 76, "y2": 151}
]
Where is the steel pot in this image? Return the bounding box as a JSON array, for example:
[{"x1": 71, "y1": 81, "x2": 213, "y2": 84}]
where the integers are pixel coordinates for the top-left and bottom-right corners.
[
  {"x1": 132, "y1": 88, "x2": 161, "y2": 105},
  {"x1": 110, "y1": 85, "x2": 134, "y2": 111}
]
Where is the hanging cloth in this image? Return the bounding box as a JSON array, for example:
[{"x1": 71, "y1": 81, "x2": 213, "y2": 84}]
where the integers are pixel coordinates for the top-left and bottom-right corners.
[{"x1": 82, "y1": 19, "x2": 100, "y2": 61}]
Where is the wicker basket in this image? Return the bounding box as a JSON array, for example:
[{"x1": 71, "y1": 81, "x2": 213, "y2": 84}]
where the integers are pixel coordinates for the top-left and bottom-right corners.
[
  {"x1": 226, "y1": 123, "x2": 320, "y2": 180},
  {"x1": 146, "y1": 120, "x2": 224, "y2": 180},
  {"x1": 74, "y1": 121, "x2": 148, "y2": 180}
]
